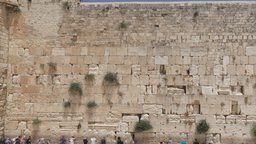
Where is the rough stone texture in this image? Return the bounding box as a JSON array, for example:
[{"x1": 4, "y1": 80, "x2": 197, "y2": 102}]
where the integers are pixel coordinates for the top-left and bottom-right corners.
[
  {"x1": 1, "y1": 0, "x2": 256, "y2": 143},
  {"x1": 0, "y1": 3, "x2": 9, "y2": 137}
]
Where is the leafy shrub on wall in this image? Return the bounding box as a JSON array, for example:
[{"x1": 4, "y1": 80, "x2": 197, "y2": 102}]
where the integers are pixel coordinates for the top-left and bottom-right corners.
[
  {"x1": 134, "y1": 120, "x2": 153, "y2": 133},
  {"x1": 103, "y1": 72, "x2": 119, "y2": 86},
  {"x1": 69, "y1": 83, "x2": 83, "y2": 96},
  {"x1": 87, "y1": 101, "x2": 97, "y2": 109},
  {"x1": 196, "y1": 120, "x2": 209, "y2": 134},
  {"x1": 32, "y1": 118, "x2": 42, "y2": 125},
  {"x1": 63, "y1": 101, "x2": 71, "y2": 108},
  {"x1": 85, "y1": 73, "x2": 95, "y2": 82}
]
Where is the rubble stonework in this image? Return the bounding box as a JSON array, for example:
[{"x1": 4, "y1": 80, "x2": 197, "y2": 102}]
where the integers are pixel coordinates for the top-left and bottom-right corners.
[{"x1": 1, "y1": 0, "x2": 256, "y2": 143}]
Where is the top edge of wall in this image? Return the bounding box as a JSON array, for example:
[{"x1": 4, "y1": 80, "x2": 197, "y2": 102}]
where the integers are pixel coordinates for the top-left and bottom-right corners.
[{"x1": 80, "y1": 1, "x2": 256, "y2": 5}]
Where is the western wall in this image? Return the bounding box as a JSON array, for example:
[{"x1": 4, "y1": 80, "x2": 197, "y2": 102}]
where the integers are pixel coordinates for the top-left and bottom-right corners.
[{"x1": 1, "y1": 0, "x2": 256, "y2": 143}]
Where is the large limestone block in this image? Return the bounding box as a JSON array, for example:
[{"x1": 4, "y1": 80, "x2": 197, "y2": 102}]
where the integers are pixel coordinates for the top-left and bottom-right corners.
[
  {"x1": 21, "y1": 85, "x2": 40, "y2": 93},
  {"x1": 5, "y1": 121, "x2": 18, "y2": 130},
  {"x1": 214, "y1": 65, "x2": 223, "y2": 76},
  {"x1": 143, "y1": 105, "x2": 162, "y2": 114},
  {"x1": 228, "y1": 115, "x2": 246, "y2": 124},
  {"x1": 170, "y1": 65, "x2": 181, "y2": 75},
  {"x1": 116, "y1": 47, "x2": 128, "y2": 56},
  {"x1": 245, "y1": 65, "x2": 254, "y2": 75},
  {"x1": 118, "y1": 122, "x2": 129, "y2": 132},
  {"x1": 139, "y1": 75, "x2": 149, "y2": 85},
  {"x1": 150, "y1": 114, "x2": 167, "y2": 133},
  {"x1": 167, "y1": 115, "x2": 180, "y2": 123},
  {"x1": 190, "y1": 65, "x2": 198, "y2": 75},
  {"x1": 141, "y1": 114, "x2": 149, "y2": 121},
  {"x1": 108, "y1": 56, "x2": 124, "y2": 64},
  {"x1": 17, "y1": 121, "x2": 27, "y2": 131},
  {"x1": 144, "y1": 95, "x2": 156, "y2": 104},
  {"x1": 241, "y1": 105, "x2": 256, "y2": 115},
  {"x1": 111, "y1": 104, "x2": 143, "y2": 114},
  {"x1": 246, "y1": 115, "x2": 256, "y2": 124},
  {"x1": 131, "y1": 65, "x2": 141, "y2": 75},
  {"x1": 171, "y1": 104, "x2": 186, "y2": 114},
  {"x1": 155, "y1": 56, "x2": 168, "y2": 65},
  {"x1": 248, "y1": 56, "x2": 256, "y2": 64},
  {"x1": 25, "y1": 103, "x2": 34, "y2": 114},
  {"x1": 116, "y1": 65, "x2": 131, "y2": 75},
  {"x1": 201, "y1": 86, "x2": 217, "y2": 95},
  {"x1": 34, "y1": 103, "x2": 62, "y2": 113},
  {"x1": 12, "y1": 75, "x2": 20, "y2": 84},
  {"x1": 201, "y1": 104, "x2": 222, "y2": 115},
  {"x1": 223, "y1": 56, "x2": 229, "y2": 65},
  {"x1": 227, "y1": 65, "x2": 237, "y2": 75},
  {"x1": 246, "y1": 46, "x2": 256, "y2": 56},
  {"x1": 149, "y1": 75, "x2": 161, "y2": 85},
  {"x1": 122, "y1": 116, "x2": 139, "y2": 123},
  {"x1": 52, "y1": 48, "x2": 65, "y2": 56},
  {"x1": 216, "y1": 115, "x2": 225, "y2": 124},
  {"x1": 205, "y1": 95, "x2": 226, "y2": 105},
  {"x1": 128, "y1": 47, "x2": 147, "y2": 56},
  {"x1": 180, "y1": 48, "x2": 190, "y2": 56}
]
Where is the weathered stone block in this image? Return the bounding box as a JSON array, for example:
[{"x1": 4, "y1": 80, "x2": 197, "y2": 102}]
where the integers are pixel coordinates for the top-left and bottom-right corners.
[
  {"x1": 122, "y1": 116, "x2": 139, "y2": 123},
  {"x1": 154, "y1": 56, "x2": 168, "y2": 65},
  {"x1": 246, "y1": 46, "x2": 256, "y2": 56},
  {"x1": 143, "y1": 105, "x2": 162, "y2": 114},
  {"x1": 52, "y1": 48, "x2": 65, "y2": 56},
  {"x1": 201, "y1": 86, "x2": 217, "y2": 95}
]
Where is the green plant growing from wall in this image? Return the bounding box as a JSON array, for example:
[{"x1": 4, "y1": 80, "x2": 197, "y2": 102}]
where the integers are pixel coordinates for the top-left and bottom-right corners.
[
  {"x1": 196, "y1": 120, "x2": 209, "y2": 134},
  {"x1": 13, "y1": 7, "x2": 21, "y2": 13},
  {"x1": 193, "y1": 11, "x2": 199, "y2": 18},
  {"x1": 84, "y1": 73, "x2": 95, "y2": 82},
  {"x1": 251, "y1": 124, "x2": 256, "y2": 137},
  {"x1": 63, "y1": 1, "x2": 71, "y2": 10},
  {"x1": 63, "y1": 101, "x2": 71, "y2": 108},
  {"x1": 32, "y1": 118, "x2": 42, "y2": 125},
  {"x1": 48, "y1": 62, "x2": 57, "y2": 74},
  {"x1": 87, "y1": 101, "x2": 97, "y2": 109},
  {"x1": 119, "y1": 21, "x2": 129, "y2": 30},
  {"x1": 77, "y1": 123, "x2": 82, "y2": 129},
  {"x1": 6, "y1": 6, "x2": 21, "y2": 14},
  {"x1": 69, "y1": 83, "x2": 83, "y2": 96},
  {"x1": 134, "y1": 120, "x2": 153, "y2": 132},
  {"x1": 103, "y1": 72, "x2": 119, "y2": 86}
]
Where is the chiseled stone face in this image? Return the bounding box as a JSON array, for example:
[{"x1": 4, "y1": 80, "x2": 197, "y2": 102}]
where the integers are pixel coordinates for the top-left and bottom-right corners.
[{"x1": 1, "y1": 1, "x2": 256, "y2": 143}]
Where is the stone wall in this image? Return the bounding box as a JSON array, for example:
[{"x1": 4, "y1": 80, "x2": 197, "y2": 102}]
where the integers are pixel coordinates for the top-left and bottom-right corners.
[
  {"x1": 0, "y1": 3, "x2": 9, "y2": 137},
  {"x1": 3, "y1": 0, "x2": 256, "y2": 143}
]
